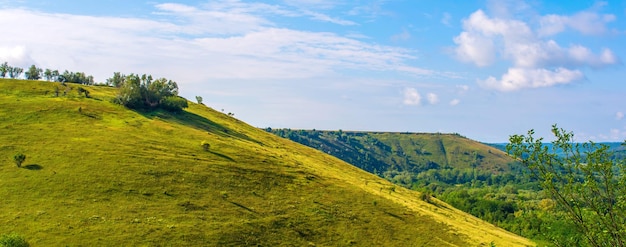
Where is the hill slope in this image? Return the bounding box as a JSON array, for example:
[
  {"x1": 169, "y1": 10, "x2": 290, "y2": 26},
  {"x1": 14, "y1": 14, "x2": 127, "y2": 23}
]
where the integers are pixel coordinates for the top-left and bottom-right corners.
[
  {"x1": 0, "y1": 79, "x2": 533, "y2": 246},
  {"x1": 268, "y1": 129, "x2": 514, "y2": 175}
]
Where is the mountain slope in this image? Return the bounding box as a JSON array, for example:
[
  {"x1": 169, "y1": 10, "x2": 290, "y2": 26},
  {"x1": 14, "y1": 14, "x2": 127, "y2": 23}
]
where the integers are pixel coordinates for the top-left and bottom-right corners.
[{"x1": 0, "y1": 79, "x2": 533, "y2": 246}]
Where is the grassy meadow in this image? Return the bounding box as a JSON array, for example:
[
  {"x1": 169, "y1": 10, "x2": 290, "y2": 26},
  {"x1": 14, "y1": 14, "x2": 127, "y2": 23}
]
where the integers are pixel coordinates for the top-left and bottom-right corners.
[{"x1": 0, "y1": 79, "x2": 533, "y2": 246}]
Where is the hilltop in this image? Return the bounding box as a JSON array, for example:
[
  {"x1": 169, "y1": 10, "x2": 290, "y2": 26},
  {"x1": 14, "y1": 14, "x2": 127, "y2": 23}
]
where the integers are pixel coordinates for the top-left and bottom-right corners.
[{"x1": 0, "y1": 79, "x2": 533, "y2": 246}]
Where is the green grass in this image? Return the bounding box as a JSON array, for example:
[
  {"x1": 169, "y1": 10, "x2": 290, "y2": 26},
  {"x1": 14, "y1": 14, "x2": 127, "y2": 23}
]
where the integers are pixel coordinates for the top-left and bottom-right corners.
[{"x1": 0, "y1": 79, "x2": 534, "y2": 246}]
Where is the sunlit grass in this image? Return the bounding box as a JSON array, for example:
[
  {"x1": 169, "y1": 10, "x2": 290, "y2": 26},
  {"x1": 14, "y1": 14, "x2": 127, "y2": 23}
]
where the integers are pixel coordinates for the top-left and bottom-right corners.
[{"x1": 0, "y1": 79, "x2": 534, "y2": 246}]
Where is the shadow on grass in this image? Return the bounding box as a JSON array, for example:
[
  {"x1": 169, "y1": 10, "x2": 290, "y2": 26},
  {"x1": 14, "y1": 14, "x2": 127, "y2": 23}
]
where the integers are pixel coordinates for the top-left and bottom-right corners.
[
  {"x1": 209, "y1": 150, "x2": 235, "y2": 162},
  {"x1": 229, "y1": 201, "x2": 256, "y2": 213},
  {"x1": 23, "y1": 164, "x2": 43, "y2": 170},
  {"x1": 137, "y1": 109, "x2": 261, "y2": 144}
]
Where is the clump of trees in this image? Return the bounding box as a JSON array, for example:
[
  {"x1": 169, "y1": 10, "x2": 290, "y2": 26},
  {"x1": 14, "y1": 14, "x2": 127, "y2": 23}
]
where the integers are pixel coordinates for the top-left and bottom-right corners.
[
  {"x1": 1, "y1": 62, "x2": 192, "y2": 112},
  {"x1": 0, "y1": 62, "x2": 94, "y2": 85},
  {"x1": 110, "y1": 72, "x2": 187, "y2": 112},
  {"x1": 0, "y1": 62, "x2": 24, "y2": 79}
]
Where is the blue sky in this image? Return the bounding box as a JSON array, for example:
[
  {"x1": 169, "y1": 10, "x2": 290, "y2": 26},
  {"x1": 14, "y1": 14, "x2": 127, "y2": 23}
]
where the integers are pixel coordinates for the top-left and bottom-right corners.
[{"x1": 1, "y1": 0, "x2": 625, "y2": 142}]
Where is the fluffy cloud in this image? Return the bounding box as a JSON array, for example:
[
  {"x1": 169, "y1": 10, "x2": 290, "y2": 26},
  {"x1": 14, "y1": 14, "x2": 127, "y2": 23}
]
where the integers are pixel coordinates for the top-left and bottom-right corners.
[
  {"x1": 402, "y1": 89, "x2": 440, "y2": 106},
  {"x1": 453, "y1": 5, "x2": 619, "y2": 91},
  {"x1": 403, "y1": 88, "x2": 421, "y2": 105},
  {"x1": 480, "y1": 67, "x2": 584, "y2": 91},
  {"x1": 616, "y1": 111, "x2": 624, "y2": 120},
  {"x1": 449, "y1": 99, "x2": 460, "y2": 106}
]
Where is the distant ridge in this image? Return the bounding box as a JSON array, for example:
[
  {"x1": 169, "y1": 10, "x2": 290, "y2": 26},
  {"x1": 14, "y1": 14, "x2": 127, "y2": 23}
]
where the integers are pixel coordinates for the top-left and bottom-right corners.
[{"x1": 267, "y1": 129, "x2": 516, "y2": 176}]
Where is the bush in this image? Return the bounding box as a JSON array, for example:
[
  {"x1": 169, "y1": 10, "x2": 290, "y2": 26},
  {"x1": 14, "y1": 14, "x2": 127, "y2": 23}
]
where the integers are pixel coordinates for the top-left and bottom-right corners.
[
  {"x1": 420, "y1": 191, "x2": 432, "y2": 203},
  {"x1": 0, "y1": 233, "x2": 29, "y2": 247},
  {"x1": 77, "y1": 87, "x2": 90, "y2": 98},
  {"x1": 201, "y1": 141, "x2": 210, "y2": 151},
  {"x1": 161, "y1": 96, "x2": 188, "y2": 112},
  {"x1": 13, "y1": 153, "x2": 25, "y2": 168}
]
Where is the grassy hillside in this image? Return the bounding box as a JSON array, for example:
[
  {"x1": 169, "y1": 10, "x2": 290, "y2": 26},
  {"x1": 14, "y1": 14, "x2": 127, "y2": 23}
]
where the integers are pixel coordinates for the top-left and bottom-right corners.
[
  {"x1": 268, "y1": 129, "x2": 515, "y2": 175},
  {"x1": 0, "y1": 79, "x2": 533, "y2": 246}
]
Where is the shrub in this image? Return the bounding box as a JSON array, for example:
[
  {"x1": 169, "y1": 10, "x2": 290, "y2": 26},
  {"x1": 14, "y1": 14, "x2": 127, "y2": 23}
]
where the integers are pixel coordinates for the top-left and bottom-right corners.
[
  {"x1": 420, "y1": 191, "x2": 432, "y2": 203},
  {"x1": 201, "y1": 141, "x2": 210, "y2": 151},
  {"x1": 0, "y1": 233, "x2": 29, "y2": 247},
  {"x1": 77, "y1": 87, "x2": 90, "y2": 98},
  {"x1": 13, "y1": 153, "x2": 26, "y2": 168},
  {"x1": 161, "y1": 96, "x2": 188, "y2": 112}
]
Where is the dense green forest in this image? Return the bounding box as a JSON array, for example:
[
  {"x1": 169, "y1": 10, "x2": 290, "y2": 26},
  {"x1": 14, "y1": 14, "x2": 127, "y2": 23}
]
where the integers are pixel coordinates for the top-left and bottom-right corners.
[{"x1": 267, "y1": 128, "x2": 624, "y2": 245}]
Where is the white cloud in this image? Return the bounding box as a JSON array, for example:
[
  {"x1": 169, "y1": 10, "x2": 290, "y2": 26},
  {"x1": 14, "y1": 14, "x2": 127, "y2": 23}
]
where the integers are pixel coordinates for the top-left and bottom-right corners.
[
  {"x1": 0, "y1": 5, "x2": 429, "y2": 84},
  {"x1": 403, "y1": 88, "x2": 421, "y2": 105},
  {"x1": 616, "y1": 111, "x2": 624, "y2": 120},
  {"x1": 0, "y1": 45, "x2": 34, "y2": 67},
  {"x1": 449, "y1": 99, "x2": 460, "y2": 106},
  {"x1": 302, "y1": 10, "x2": 357, "y2": 25},
  {"x1": 479, "y1": 67, "x2": 584, "y2": 91},
  {"x1": 426, "y1": 93, "x2": 439, "y2": 104},
  {"x1": 453, "y1": 30, "x2": 495, "y2": 67},
  {"x1": 539, "y1": 9, "x2": 616, "y2": 36},
  {"x1": 453, "y1": 6, "x2": 619, "y2": 92}
]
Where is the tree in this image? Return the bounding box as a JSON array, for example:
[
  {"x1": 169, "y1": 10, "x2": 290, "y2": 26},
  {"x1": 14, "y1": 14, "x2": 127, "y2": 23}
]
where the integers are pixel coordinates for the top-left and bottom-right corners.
[
  {"x1": 0, "y1": 62, "x2": 8, "y2": 78},
  {"x1": 507, "y1": 125, "x2": 626, "y2": 247},
  {"x1": 13, "y1": 153, "x2": 26, "y2": 168},
  {"x1": 43, "y1": 69, "x2": 53, "y2": 81},
  {"x1": 57, "y1": 70, "x2": 94, "y2": 85},
  {"x1": 115, "y1": 74, "x2": 143, "y2": 108},
  {"x1": 8, "y1": 66, "x2": 23, "y2": 79},
  {"x1": 196, "y1": 96, "x2": 203, "y2": 105},
  {"x1": 24, "y1": 65, "x2": 43, "y2": 80},
  {"x1": 106, "y1": 72, "x2": 125, "y2": 87},
  {"x1": 51, "y1": 70, "x2": 59, "y2": 82}
]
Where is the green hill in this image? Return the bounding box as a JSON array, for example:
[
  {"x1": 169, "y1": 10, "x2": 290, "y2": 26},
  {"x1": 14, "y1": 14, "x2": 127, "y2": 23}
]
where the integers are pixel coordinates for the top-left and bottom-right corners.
[
  {"x1": 267, "y1": 129, "x2": 515, "y2": 176},
  {"x1": 0, "y1": 79, "x2": 533, "y2": 246}
]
